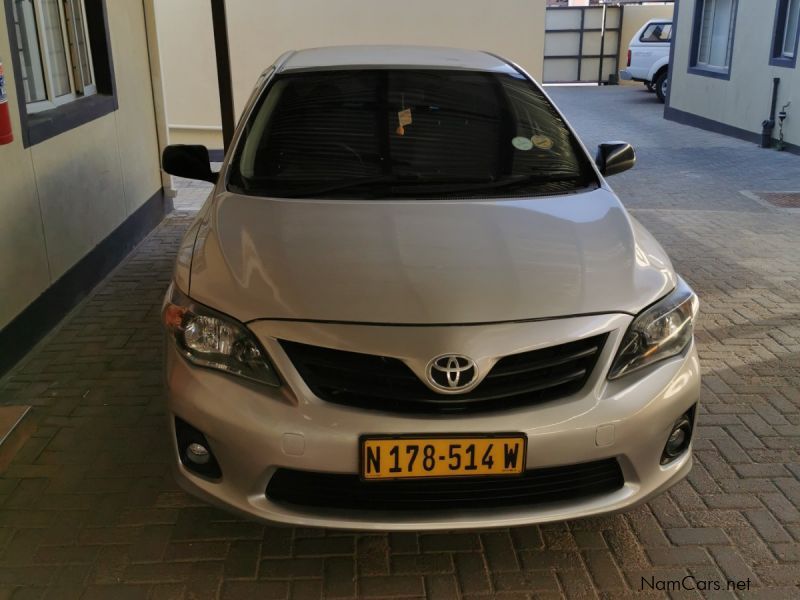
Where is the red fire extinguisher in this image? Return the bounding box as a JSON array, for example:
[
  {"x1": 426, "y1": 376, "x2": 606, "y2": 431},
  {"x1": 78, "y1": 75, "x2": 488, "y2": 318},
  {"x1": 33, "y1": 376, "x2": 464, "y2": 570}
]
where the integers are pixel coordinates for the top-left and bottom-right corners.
[{"x1": 0, "y1": 60, "x2": 14, "y2": 145}]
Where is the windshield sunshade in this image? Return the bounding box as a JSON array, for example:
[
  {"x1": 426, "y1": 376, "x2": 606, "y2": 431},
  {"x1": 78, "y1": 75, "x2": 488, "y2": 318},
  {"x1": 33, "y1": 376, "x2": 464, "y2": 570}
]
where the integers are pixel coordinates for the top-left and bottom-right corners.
[{"x1": 228, "y1": 69, "x2": 597, "y2": 199}]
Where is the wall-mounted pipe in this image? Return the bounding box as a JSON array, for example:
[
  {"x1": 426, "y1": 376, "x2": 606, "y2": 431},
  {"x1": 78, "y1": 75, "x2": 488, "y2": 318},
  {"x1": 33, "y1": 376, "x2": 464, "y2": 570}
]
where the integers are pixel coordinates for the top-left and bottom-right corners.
[
  {"x1": 210, "y1": 0, "x2": 235, "y2": 153},
  {"x1": 761, "y1": 77, "x2": 780, "y2": 149}
]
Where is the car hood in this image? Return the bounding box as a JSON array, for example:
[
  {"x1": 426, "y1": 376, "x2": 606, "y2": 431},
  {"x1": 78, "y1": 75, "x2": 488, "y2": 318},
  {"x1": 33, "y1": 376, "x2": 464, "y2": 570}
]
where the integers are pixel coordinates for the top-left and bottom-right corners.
[{"x1": 187, "y1": 187, "x2": 675, "y2": 324}]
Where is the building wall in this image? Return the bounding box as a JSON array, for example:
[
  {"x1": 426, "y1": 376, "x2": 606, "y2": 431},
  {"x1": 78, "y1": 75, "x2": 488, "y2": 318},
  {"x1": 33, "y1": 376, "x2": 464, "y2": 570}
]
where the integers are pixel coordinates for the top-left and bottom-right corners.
[
  {"x1": 156, "y1": 0, "x2": 548, "y2": 149},
  {"x1": 0, "y1": 0, "x2": 163, "y2": 330},
  {"x1": 617, "y1": 4, "x2": 675, "y2": 85},
  {"x1": 668, "y1": 0, "x2": 799, "y2": 148}
]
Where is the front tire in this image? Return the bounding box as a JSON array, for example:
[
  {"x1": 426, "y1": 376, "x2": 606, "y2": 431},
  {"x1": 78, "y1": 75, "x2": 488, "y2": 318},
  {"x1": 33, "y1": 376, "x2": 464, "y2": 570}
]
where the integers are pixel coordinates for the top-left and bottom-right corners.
[{"x1": 655, "y1": 71, "x2": 668, "y2": 103}]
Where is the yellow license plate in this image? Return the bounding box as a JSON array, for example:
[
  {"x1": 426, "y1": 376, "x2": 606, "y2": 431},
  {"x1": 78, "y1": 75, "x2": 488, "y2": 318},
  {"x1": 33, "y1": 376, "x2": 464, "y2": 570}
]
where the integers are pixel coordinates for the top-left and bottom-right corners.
[{"x1": 360, "y1": 434, "x2": 527, "y2": 480}]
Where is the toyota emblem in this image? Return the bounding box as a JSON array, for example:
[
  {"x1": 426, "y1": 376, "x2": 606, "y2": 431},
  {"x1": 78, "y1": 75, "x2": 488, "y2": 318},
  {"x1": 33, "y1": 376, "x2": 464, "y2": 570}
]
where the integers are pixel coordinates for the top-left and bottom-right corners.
[{"x1": 426, "y1": 354, "x2": 478, "y2": 392}]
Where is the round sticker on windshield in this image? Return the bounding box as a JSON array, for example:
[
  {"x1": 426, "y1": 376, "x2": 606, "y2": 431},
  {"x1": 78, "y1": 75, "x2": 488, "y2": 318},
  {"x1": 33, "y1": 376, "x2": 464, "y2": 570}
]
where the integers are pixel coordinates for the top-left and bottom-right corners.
[
  {"x1": 511, "y1": 136, "x2": 533, "y2": 151},
  {"x1": 531, "y1": 134, "x2": 554, "y2": 150}
]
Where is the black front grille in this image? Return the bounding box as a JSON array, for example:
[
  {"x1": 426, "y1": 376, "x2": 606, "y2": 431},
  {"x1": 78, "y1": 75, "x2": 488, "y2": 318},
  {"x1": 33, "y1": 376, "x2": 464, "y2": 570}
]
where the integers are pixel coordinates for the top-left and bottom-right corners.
[
  {"x1": 280, "y1": 334, "x2": 607, "y2": 414},
  {"x1": 266, "y1": 459, "x2": 624, "y2": 511}
]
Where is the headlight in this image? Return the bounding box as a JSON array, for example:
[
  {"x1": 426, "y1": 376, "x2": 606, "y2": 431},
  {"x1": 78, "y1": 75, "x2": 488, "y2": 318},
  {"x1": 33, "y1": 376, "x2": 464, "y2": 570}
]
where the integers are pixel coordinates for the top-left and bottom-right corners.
[
  {"x1": 608, "y1": 278, "x2": 699, "y2": 380},
  {"x1": 163, "y1": 283, "x2": 280, "y2": 386}
]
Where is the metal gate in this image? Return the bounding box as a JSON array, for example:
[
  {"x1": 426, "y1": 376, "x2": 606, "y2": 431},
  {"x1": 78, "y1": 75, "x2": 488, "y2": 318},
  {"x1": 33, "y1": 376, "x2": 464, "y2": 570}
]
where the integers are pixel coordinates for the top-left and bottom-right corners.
[{"x1": 543, "y1": 5, "x2": 623, "y2": 84}]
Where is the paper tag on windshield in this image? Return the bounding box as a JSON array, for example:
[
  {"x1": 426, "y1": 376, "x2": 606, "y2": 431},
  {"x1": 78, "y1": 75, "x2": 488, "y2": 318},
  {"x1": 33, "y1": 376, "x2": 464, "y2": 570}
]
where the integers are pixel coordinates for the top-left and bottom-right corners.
[
  {"x1": 398, "y1": 108, "x2": 412, "y2": 127},
  {"x1": 532, "y1": 134, "x2": 554, "y2": 150},
  {"x1": 512, "y1": 136, "x2": 533, "y2": 151}
]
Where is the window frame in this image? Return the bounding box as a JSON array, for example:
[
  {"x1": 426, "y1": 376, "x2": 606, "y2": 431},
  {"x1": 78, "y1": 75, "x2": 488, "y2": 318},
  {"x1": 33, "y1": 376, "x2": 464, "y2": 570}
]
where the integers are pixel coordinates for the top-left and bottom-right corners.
[
  {"x1": 639, "y1": 22, "x2": 673, "y2": 43},
  {"x1": 14, "y1": 0, "x2": 85, "y2": 112},
  {"x1": 3, "y1": 0, "x2": 117, "y2": 147},
  {"x1": 688, "y1": 0, "x2": 739, "y2": 80},
  {"x1": 770, "y1": 0, "x2": 800, "y2": 68},
  {"x1": 63, "y1": 0, "x2": 97, "y2": 96}
]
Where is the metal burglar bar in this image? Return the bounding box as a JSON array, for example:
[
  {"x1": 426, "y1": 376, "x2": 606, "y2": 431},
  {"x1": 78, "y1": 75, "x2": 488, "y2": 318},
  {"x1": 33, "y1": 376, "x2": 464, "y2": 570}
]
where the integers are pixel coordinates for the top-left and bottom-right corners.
[{"x1": 543, "y1": 4, "x2": 623, "y2": 84}]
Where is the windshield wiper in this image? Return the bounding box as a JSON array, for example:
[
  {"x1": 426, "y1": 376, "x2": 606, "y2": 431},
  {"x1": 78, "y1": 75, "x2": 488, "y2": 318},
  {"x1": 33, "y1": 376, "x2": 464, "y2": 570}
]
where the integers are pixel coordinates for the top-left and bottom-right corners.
[
  {"x1": 239, "y1": 173, "x2": 582, "y2": 199},
  {"x1": 386, "y1": 173, "x2": 586, "y2": 196},
  {"x1": 259, "y1": 175, "x2": 398, "y2": 199},
  {"x1": 266, "y1": 174, "x2": 494, "y2": 198}
]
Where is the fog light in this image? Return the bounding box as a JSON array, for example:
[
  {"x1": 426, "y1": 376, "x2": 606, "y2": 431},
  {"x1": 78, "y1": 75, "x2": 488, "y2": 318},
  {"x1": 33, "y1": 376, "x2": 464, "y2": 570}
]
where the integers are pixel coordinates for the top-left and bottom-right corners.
[
  {"x1": 175, "y1": 417, "x2": 222, "y2": 479},
  {"x1": 661, "y1": 411, "x2": 694, "y2": 465},
  {"x1": 186, "y1": 442, "x2": 210, "y2": 465},
  {"x1": 666, "y1": 428, "x2": 686, "y2": 454}
]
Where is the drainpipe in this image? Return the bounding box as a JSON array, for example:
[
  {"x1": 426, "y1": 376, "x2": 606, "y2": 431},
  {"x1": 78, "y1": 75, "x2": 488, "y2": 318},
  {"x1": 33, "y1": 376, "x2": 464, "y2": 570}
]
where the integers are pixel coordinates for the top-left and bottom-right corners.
[
  {"x1": 142, "y1": 0, "x2": 175, "y2": 201},
  {"x1": 761, "y1": 77, "x2": 780, "y2": 149},
  {"x1": 210, "y1": 0, "x2": 235, "y2": 153}
]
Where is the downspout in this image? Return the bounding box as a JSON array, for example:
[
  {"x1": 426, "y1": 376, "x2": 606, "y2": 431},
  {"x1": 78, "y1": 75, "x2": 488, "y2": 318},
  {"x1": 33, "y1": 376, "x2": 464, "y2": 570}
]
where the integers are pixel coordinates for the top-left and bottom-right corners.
[
  {"x1": 142, "y1": 0, "x2": 176, "y2": 201},
  {"x1": 210, "y1": 0, "x2": 235, "y2": 154},
  {"x1": 761, "y1": 77, "x2": 780, "y2": 149}
]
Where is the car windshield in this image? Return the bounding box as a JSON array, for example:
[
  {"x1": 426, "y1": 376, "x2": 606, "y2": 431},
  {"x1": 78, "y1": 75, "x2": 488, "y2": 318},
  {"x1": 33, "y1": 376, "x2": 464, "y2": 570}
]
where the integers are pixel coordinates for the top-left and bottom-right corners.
[{"x1": 227, "y1": 69, "x2": 597, "y2": 199}]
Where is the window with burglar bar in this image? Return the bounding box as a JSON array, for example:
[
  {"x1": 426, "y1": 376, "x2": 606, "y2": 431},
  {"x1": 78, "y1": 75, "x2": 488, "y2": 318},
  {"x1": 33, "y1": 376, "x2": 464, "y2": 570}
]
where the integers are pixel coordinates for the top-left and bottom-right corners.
[
  {"x1": 694, "y1": 0, "x2": 737, "y2": 73},
  {"x1": 771, "y1": 0, "x2": 800, "y2": 67},
  {"x1": 11, "y1": 0, "x2": 96, "y2": 113}
]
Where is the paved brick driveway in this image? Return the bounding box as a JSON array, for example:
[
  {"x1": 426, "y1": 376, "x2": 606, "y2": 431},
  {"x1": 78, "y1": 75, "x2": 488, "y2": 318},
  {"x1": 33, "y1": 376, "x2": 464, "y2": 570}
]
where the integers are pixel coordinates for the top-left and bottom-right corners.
[{"x1": 1, "y1": 86, "x2": 799, "y2": 599}]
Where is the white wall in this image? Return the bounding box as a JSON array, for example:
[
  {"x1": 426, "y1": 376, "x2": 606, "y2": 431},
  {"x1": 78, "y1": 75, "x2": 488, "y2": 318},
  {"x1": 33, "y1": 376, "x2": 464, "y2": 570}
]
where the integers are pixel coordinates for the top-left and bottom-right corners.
[
  {"x1": 669, "y1": 0, "x2": 799, "y2": 147},
  {"x1": 156, "y1": 0, "x2": 547, "y2": 148},
  {"x1": 0, "y1": 1, "x2": 163, "y2": 329}
]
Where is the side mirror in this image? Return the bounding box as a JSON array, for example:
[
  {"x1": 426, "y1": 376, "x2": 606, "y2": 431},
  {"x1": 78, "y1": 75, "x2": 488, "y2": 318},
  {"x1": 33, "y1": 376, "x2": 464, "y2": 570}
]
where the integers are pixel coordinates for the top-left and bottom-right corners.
[
  {"x1": 595, "y1": 142, "x2": 636, "y2": 177},
  {"x1": 162, "y1": 144, "x2": 218, "y2": 183}
]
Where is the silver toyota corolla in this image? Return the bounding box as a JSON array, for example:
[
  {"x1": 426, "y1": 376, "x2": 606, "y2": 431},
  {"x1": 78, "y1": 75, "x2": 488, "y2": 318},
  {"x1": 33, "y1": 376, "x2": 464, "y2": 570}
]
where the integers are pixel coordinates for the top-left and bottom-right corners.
[{"x1": 161, "y1": 46, "x2": 700, "y2": 530}]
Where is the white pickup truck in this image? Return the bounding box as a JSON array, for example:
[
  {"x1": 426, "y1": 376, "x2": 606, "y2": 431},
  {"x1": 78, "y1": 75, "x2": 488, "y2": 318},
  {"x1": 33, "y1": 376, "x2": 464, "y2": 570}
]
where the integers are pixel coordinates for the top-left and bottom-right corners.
[{"x1": 619, "y1": 19, "x2": 672, "y2": 103}]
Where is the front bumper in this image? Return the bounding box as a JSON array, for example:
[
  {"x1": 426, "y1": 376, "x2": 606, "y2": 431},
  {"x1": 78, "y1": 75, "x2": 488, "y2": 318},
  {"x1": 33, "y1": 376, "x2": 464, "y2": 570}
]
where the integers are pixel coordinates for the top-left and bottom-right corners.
[{"x1": 166, "y1": 314, "x2": 700, "y2": 530}]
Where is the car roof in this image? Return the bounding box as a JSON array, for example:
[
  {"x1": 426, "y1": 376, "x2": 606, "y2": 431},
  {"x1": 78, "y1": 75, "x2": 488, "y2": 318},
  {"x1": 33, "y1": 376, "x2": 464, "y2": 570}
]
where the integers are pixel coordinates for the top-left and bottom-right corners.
[{"x1": 278, "y1": 45, "x2": 517, "y2": 74}]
